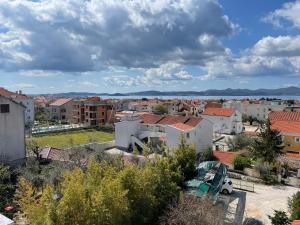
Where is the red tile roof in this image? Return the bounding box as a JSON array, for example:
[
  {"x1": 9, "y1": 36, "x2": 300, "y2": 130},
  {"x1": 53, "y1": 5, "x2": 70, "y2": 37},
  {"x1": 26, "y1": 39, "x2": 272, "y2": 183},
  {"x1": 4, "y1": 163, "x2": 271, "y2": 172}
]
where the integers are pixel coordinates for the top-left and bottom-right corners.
[
  {"x1": 213, "y1": 151, "x2": 240, "y2": 166},
  {"x1": 49, "y1": 98, "x2": 73, "y2": 106},
  {"x1": 287, "y1": 152, "x2": 300, "y2": 159},
  {"x1": 39, "y1": 147, "x2": 70, "y2": 161},
  {"x1": 205, "y1": 102, "x2": 222, "y2": 109},
  {"x1": 269, "y1": 111, "x2": 300, "y2": 122},
  {"x1": 185, "y1": 117, "x2": 203, "y2": 127},
  {"x1": 202, "y1": 108, "x2": 235, "y2": 117},
  {"x1": 0, "y1": 87, "x2": 30, "y2": 100},
  {"x1": 271, "y1": 121, "x2": 300, "y2": 134},
  {"x1": 170, "y1": 123, "x2": 194, "y2": 132},
  {"x1": 291, "y1": 220, "x2": 300, "y2": 225},
  {"x1": 158, "y1": 115, "x2": 189, "y2": 125},
  {"x1": 140, "y1": 113, "x2": 164, "y2": 124}
]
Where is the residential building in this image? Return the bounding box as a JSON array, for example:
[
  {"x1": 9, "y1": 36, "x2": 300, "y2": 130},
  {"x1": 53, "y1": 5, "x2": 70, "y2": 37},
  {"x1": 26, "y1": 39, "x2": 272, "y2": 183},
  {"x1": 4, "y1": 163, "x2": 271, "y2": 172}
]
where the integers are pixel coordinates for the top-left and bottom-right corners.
[
  {"x1": 0, "y1": 94, "x2": 26, "y2": 164},
  {"x1": 73, "y1": 97, "x2": 116, "y2": 127},
  {"x1": 115, "y1": 113, "x2": 213, "y2": 154},
  {"x1": 269, "y1": 111, "x2": 300, "y2": 153},
  {"x1": 0, "y1": 87, "x2": 34, "y2": 125},
  {"x1": 241, "y1": 100, "x2": 286, "y2": 121},
  {"x1": 168, "y1": 99, "x2": 205, "y2": 117},
  {"x1": 201, "y1": 108, "x2": 243, "y2": 134},
  {"x1": 128, "y1": 100, "x2": 159, "y2": 112},
  {"x1": 47, "y1": 98, "x2": 74, "y2": 123}
]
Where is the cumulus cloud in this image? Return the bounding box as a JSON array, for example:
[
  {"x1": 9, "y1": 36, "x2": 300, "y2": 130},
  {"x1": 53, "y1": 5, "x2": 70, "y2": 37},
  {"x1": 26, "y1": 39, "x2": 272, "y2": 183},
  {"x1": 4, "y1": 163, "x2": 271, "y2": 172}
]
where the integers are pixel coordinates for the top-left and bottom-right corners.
[
  {"x1": 200, "y1": 35, "x2": 300, "y2": 80},
  {"x1": 0, "y1": 0, "x2": 235, "y2": 72},
  {"x1": 104, "y1": 62, "x2": 194, "y2": 86},
  {"x1": 263, "y1": 0, "x2": 300, "y2": 28}
]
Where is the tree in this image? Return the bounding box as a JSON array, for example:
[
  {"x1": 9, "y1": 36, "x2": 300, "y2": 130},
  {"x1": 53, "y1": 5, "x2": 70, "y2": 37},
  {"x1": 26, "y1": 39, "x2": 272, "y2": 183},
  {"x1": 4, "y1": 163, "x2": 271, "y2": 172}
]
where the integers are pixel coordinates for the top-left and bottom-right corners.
[
  {"x1": 154, "y1": 104, "x2": 168, "y2": 115},
  {"x1": 226, "y1": 134, "x2": 254, "y2": 151},
  {"x1": 233, "y1": 155, "x2": 251, "y2": 171},
  {"x1": 288, "y1": 191, "x2": 300, "y2": 221},
  {"x1": 15, "y1": 159, "x2": 181, "y2": 225},
  {"x1": 159, "y1": 195, "x2": 224, "y2": 225},
  {"x1": 249, "y1": 120, "x2": 284, "y2": 163},
  {"x1": 198, "y1": 147, "x2": 216, "y2": 162},
  {"x1": 170, "y1": 135, "x2": 196, "y2": 183},
  {"x1": 268, "y1": 210, "x2": 290, "y2": 225}
]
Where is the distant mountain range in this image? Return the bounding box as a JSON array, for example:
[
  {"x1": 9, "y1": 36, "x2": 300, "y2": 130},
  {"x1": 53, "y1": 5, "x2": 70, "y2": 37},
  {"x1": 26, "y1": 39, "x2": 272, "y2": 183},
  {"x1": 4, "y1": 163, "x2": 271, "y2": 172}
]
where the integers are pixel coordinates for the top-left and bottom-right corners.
[{"x1": 37, "y1": 86, "x2": 300, "y2": 97}]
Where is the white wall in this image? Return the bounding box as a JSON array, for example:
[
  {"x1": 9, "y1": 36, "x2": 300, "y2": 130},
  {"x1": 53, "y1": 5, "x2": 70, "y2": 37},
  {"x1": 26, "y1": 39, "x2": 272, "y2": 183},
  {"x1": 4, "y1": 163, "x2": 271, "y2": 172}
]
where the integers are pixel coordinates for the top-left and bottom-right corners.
[
  {"x1": 165, "y1": 119, "x2": 213, "y2": 154},
  {"x1": 18, "y1": 98, "x2": 34, "y2": 125},
  {"x1": 0, "y1": 96, "x2": 25, "y2": 163},
  {"x1": 115, "y1": 120, "x2": 140, "y2": 148},
  {"x1": 202, "y1": 110, "x2": 242, "y2": 134}
]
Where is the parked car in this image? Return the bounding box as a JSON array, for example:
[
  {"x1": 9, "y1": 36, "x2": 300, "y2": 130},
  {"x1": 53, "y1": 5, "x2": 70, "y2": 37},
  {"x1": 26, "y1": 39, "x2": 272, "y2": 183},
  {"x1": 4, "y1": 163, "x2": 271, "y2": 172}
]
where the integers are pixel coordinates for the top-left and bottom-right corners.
[{"x1": 221, "y1": 177, "x2": 233, "y2": 194}]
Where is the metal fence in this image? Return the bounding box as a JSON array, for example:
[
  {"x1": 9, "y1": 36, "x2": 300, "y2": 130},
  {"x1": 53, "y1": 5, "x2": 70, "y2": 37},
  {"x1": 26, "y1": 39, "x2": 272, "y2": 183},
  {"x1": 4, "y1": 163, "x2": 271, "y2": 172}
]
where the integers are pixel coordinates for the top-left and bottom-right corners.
[{"x1": 231, "y1": 179, "x2": 255, "y2": 192}]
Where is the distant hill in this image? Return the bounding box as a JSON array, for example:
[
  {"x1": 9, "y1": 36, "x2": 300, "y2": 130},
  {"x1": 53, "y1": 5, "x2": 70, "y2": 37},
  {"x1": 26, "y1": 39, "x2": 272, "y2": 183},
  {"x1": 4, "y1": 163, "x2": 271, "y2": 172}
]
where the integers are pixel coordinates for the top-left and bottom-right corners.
[{"x1": 36, "y1": 86, "x2": 300, "y2": 97}]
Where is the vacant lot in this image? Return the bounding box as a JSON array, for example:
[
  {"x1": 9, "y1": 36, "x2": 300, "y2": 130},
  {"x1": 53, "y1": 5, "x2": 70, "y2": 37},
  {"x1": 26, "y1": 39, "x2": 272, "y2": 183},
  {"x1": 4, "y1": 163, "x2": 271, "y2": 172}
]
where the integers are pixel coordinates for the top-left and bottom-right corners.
[{"x1": 27, "y1": 129, "x2": 114, "y2": 149}]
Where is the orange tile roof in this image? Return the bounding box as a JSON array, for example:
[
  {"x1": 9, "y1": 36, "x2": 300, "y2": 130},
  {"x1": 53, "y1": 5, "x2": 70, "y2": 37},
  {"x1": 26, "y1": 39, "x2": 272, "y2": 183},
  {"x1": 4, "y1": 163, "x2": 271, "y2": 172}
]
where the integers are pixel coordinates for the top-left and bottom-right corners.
[
  {"x1": 140, "y1": 113, "x2": 164, "y2": 124},
  {"x1": 286, "y1": 152, "x2": 300, "y2": 159},
  {"x1": 158, "y1": 115, "x2": 189, "y2": 125},
  {"x1": 184, "y1": 117, "x2": 203, "y2": 127},
  {"x1": 213, "y1": 151, "x2": 240, "y2": 166},
  {"x1": 291, "y1": 220, "x2": 300, "y2": 225},
  {"x1": 269, "y1": 111, "x2": 300, "y2": 122},
  {"x1": 49, "y1": 98, "x2": 72, "y2": 106},
  {"x1": 205, "y1": 102, "x2": 222, "y2": 109},
  {"x1": 202, "y1": 108, "x2": 235, "y2": 117},
  {"x1": 271, "y1": 121, "x2": 300, "y2": 134},
  {"x1": 0, "y1": 87, "x2": 30, "y2": 100},
  {"x1": 169, "y1": 123, "x2": 194, "y2": 132}
]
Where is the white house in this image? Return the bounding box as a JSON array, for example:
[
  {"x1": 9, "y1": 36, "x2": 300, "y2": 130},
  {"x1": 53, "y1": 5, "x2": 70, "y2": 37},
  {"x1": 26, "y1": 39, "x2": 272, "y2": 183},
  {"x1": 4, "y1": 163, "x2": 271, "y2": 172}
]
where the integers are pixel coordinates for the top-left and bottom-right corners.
[
  {"x1": 0, "y1": 88, "x2": 34, "y2": 125},
  {"x1": 115, "y1": 113, "x2": 213, "y2": 154},
  {"x1": 201, "y1": 108, "x2": 243, "y2": 134},
  {"x1": 0, "y1": 94, "x2": 26, "y2": 164}
]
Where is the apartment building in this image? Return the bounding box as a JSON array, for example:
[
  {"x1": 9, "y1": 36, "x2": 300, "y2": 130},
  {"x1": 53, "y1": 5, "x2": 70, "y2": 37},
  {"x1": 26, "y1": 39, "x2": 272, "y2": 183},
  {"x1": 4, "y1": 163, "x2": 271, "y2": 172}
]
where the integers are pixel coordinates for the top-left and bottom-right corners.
[
  {"x1": 0, "y1": 87, "x2": 34, "y2": 125},
  {"x1": 47, "y1": 98, "x2": 74, "y2": 123},
  {"x1": 73, "y1": 97, "x2": 115, "y2": 127},
  {"x1": 0, "y1": 94, "x2": 26, "y2": 164},
  {"x1": 201, "y1": 108, "x2": 243, "y2": 134},
  {"x1": 115, "y1": 113, "x2": 213, "y2": 154}
]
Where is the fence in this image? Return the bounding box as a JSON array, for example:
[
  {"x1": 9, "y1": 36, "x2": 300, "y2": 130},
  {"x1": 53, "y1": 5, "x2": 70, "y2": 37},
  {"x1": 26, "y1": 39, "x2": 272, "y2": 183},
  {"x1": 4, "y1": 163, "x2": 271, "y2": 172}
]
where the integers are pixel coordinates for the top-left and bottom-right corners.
[{"x1": 231, "y1": 179, "x2": 255, "y2": 192}]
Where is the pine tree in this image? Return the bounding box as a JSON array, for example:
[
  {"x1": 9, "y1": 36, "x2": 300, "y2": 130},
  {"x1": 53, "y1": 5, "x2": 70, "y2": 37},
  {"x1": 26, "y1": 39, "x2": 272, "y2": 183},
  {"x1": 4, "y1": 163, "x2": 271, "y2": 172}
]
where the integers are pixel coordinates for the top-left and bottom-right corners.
[{"x1": 250, "y1": 120, "x2": 284, "y2": 163}]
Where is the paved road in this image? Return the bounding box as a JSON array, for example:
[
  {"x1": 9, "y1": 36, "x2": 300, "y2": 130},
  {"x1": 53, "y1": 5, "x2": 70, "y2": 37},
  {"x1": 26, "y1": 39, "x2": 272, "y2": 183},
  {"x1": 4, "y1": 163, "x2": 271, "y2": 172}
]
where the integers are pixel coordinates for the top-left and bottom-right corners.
[{"x1": 219, "y1": 180, "x2": 299, "y2": 225}]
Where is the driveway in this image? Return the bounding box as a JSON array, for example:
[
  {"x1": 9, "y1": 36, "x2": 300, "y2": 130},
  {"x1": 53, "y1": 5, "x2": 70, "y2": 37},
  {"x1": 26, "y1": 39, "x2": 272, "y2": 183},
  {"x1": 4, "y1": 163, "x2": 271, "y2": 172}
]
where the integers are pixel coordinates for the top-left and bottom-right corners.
[{"x1": 219, "y1": 179, "x2": 299, "y2": 225}]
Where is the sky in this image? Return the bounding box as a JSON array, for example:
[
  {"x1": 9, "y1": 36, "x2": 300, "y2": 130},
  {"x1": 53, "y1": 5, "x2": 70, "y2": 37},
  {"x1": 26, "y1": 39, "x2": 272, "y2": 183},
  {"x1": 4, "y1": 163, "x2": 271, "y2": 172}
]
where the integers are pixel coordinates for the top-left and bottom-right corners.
[{"x1": 0, "y1": 0, "x2": 300, "y2": 94}]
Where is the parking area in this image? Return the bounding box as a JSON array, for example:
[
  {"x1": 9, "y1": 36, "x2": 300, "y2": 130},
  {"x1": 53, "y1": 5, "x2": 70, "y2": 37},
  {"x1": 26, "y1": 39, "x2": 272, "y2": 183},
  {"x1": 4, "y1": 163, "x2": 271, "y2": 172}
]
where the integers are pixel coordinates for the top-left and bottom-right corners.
[{"x1": 219, "y1": 179, "x2": 299, "y2": 225}]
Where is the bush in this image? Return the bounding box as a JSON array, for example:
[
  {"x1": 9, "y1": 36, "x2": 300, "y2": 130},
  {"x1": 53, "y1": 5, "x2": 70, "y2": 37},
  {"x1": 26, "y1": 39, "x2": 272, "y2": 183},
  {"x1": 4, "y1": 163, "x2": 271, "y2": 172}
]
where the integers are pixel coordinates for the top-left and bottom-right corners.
[
  {"x1": 226, "y1": 134, "x2": 254, "y2": 151},
  {"x1": 288, "y1": 191, "x2": 300, "y2": 221},
  {"x1": 268, "y1": 210, "x2": 290, "y2": 225},
  {"x1": 198, "y1": 147, "x2": 216, "y2": 162},
  {"x1": 233, "y1": 155, "x2": 251, "y2": 171},
  {"x1": 254, "y1": 160, "x2": 278, "y2": 184}
]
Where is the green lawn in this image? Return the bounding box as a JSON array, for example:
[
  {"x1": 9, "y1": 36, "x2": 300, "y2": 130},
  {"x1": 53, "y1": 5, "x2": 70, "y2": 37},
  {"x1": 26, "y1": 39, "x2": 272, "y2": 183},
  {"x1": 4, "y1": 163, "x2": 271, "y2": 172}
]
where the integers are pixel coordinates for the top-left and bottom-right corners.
[{"x1": 28, "y1": 129, "x2": 114, "y2": 149}]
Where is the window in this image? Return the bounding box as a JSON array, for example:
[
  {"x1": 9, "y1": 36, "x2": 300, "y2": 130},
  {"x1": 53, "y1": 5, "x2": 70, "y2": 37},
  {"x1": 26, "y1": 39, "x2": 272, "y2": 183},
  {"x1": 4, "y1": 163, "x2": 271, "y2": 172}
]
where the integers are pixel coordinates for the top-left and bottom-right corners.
[
  {"x1": 0, "y1": 104, "x2": 9, "y2": 113},
  {"x1": 186, "y1": 132, "x2": 190, "y2": 139},
  {"x1": 295, "y1": 137, "x2": 300, "y2": 143}
]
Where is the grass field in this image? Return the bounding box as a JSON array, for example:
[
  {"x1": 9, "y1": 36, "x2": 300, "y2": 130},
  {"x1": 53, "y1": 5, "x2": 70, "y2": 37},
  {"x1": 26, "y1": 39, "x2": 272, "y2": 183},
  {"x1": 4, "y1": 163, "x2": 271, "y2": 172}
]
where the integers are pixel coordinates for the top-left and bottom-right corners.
[{"x1": 27, "y1": 129, "x2": 114, "y2": 149}]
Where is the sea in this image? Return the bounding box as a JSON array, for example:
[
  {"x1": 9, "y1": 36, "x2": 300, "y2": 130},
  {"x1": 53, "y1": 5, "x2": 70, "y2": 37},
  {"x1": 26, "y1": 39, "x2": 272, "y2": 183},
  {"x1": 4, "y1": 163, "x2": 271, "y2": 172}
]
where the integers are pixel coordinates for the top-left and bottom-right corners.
[{"x1": 99, "y1": 95, "x2": 300, "y2": 100}]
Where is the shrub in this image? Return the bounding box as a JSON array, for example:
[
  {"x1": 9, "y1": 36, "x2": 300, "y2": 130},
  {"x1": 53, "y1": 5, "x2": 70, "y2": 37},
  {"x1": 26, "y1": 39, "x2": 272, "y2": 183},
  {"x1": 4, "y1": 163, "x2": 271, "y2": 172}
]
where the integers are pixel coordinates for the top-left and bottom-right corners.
[
  {"x1": 198, "y1": 147, "x2": 216, "y2": 162},
  {"x1": 226, "y1": 134, "x2": 254, "y2": 151},
  {"x1": 268, "y1": 210, "x2": 290, "y2": 225},
  {"x1": 288, "y1": 191, "x2": 300, "y2": 221},
  {"x1": 233, "y1": 155, "x2": 251, "y2": 171},
  {"x1": 254, "y1": 160, "x2": 278, "y2": 184}
]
